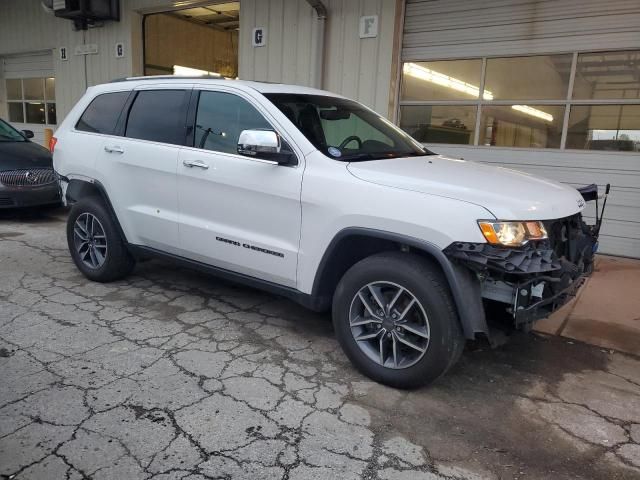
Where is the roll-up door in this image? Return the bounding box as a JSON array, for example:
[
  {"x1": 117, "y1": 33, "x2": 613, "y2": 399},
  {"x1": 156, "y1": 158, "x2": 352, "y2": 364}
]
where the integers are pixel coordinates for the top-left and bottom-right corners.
[{"x1": 398, "y1": 0, "x2": 640, "y2": 258}]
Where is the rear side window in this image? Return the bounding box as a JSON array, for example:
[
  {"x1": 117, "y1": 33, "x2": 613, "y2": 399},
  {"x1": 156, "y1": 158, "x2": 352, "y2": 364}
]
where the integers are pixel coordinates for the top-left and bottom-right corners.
[
  {"x1": 125, "y1": 90, "x2": 188, "y2": 145},
  {"x1": 76, "y1": 91, "x2": 129, "y2": 135}
]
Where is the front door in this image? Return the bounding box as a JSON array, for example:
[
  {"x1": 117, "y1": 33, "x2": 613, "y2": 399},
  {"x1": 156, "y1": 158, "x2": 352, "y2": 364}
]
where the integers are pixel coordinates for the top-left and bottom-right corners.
[{"x1": 177, "y1": 89, "x2": 303, "y2": 287}]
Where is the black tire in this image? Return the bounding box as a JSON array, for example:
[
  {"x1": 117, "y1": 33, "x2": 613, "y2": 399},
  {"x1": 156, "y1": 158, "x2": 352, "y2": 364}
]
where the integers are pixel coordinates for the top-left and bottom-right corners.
[
  {"x1": 332, "y1": 251, "x2": 464, "y2": 389},
  {"x1": 66, "y1": 196, "x2": 135, "y2": 282}
]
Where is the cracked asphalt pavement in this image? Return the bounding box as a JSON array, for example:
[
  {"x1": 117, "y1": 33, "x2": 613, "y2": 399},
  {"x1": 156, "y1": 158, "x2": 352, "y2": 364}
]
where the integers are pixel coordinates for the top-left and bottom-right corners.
[{"x1": 1, "y1": 207, "x2": 640, "y2": 480}]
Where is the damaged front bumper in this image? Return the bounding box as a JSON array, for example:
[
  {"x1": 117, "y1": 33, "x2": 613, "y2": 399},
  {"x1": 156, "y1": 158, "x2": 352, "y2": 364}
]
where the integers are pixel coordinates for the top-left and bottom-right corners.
[{"x1": 444, "y1": 212, "x2": 598, "y2": 331}]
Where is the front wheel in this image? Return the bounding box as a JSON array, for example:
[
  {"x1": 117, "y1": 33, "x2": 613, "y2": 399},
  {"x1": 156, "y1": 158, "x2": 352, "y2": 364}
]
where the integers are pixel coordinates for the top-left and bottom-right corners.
[{"x1": 332, "y1": 252, "x2": 464, "y2": 389}]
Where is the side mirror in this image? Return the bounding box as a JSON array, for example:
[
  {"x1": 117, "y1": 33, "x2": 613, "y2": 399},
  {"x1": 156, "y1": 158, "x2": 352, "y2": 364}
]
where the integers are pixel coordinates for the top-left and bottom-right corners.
[
  {"x1": 22, "y1": 129, "x2": 34, "y2": 139},
  {"x1": 237, "y1": 129, "x2": 296, "y2": 166}
]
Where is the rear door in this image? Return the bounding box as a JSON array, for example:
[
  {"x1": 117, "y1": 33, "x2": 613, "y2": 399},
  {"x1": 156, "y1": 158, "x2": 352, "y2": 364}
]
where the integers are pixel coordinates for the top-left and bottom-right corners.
[
  {"x1": 176, "y1": 87, "x2": 304, "y2": 287},
  {"x1": 95, "y1": 85, "x2": 191, "y2": 253}
]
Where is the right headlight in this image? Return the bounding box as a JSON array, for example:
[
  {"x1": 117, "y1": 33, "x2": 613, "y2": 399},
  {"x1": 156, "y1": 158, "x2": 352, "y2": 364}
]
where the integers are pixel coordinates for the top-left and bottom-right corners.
[{"x1": 477, "y1": 220, "x2": 548, "y2": 247}]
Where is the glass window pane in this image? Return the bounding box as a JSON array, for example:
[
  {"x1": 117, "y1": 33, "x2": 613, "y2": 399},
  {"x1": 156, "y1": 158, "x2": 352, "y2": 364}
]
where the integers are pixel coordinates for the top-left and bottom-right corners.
[
  {"x1": 480, "y1": 104, "x2": 565, "y2": 148},
  {"x1": 126, "y1": 90, "x2": 188, "y2": 145},
  {"x1": 400, "y1": 105, "x2": 476, "y2": 145},
  {"x1": 195, "y1": 91, "x2": 271, "y2": 154},
  {"x1": 25, "y1": 102, "x2": 46, "y2": 124},
  {"x1": 8, "y1": 103, "x2": 24, "y2": 123},
  {"x1": 6, "y1": 79, "x2": 22, "y2": 100},
  {"x1": 77, "y1": 92, "x2": 129, "y2": 135},
  {"x1": 573, "y1": 50, "x2": 640, "y2": 100},
  {"x1": 47, "y1": 103, "x2": 57, "y2": 125},
  {"x1": 23, "y1": 78, "x2": 44, "y2": 100},
  {"x1": 566, "y1": 104, "x2": 640, "y2": 151},
  {"x1": 45, "y1": 77, "x2": 55, "y2": 101},
  {"x1": 401, "y1": 59, "x2": 483, "y2": 101},
  {"x1": 484, "y1": 55, "x2": 572, "y2": 100}
]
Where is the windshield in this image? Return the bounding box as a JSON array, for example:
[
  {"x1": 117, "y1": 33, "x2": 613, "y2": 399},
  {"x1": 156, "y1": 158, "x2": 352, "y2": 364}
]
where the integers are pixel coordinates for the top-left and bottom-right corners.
[
  {"x1": 0, "y1": 119, "x2": 27, "y2": 142},
  {"x1": 264, "y1": 94, "x2": 433, "y2": 161}
]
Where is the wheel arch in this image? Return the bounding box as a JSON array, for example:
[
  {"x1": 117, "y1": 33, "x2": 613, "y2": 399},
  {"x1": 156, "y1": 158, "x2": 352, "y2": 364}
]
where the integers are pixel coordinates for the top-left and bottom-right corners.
[
  {"x1": 310, "y1": 228, "x2": 488, "y2": 339},
  {"x1": 65, "y1": 179, "x2": 129, "y2": 244}
]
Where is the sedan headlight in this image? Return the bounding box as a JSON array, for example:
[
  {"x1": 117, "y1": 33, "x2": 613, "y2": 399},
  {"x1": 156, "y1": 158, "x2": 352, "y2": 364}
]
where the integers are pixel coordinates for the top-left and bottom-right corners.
[{"x1": 478, "y1": 221, "x2": 548, "y2": 247}]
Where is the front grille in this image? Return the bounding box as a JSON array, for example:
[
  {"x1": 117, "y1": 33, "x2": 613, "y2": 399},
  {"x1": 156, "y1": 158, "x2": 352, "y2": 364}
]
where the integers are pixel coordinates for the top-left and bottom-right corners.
[
  {"x1": 0, "y1": 168, "x2": 57, "y2": 187},
  {"x1": 0, "y1": 196, "x2": 15, "y2": 206}
]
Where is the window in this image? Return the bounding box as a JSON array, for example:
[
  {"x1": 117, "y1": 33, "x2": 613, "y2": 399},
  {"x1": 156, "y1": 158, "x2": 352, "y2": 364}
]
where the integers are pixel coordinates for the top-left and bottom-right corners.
[
  {"x1": 125, "y1": 90, "x2": 188, "y2": 145},
  {"x1": 194, "y1": 91, "x2": 272, "y2": 154},
  {"x1": 5, "y1": 77, "x2": 56, "y2": 125},
  {"x1": 566, "y1": 105, "x2": 640, "y2": 151},
  {"x1": 76, "y1": 92, "x2": 130, "y2": 135},
  {"x1": 399, "y1": 105, "x2": 476, "y2": 145},
  {"x1": 266, "y1": 94, "x2": 429, "y2": 161},
  {"x1": 573, "y1": 51, "x2": 640, "y2": 100},
  {"x1": 484, "y1": 55, "x2": 572, "y2": 100},
  {"x1": 399, "y1": 50, "x2": 640, "y2": 152},
  {"x1": 401, "y1": 59, "x2": 483, "y2": 101},
  {"x1": 480, "y1": 105, "x2": 565, "y2": 148},
  {"x1": 0, "y1": 119, "x2": 27, "y2": 142}
]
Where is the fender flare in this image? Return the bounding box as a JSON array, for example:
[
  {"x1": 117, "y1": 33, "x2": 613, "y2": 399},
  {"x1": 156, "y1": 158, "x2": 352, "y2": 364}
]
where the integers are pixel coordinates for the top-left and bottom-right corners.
[
  {"x1": 64, "y1": 178, "x2": 129, "y2": 244},
  {"x1": 311, "y1": 227, "x2": 488, "y2": 339}
]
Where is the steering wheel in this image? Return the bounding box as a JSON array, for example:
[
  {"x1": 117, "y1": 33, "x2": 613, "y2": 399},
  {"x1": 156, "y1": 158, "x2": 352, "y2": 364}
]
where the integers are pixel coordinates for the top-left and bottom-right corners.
[{"x1": 339, "y1": 135, "x2": 363, "y2": 149}]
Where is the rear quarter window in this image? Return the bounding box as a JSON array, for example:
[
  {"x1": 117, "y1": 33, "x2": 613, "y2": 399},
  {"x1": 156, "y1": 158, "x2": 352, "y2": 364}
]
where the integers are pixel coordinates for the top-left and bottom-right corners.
[{"x1": 76, "y1": 91, "x2": 130, "y2": 135}]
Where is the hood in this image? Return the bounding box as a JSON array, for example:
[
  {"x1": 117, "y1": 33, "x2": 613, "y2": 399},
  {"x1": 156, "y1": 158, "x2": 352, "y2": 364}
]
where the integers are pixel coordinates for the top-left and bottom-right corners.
[
  {"x1": 347, "y1": 155, "x2": 585, "y2": 220},
  {"x1": 0, "y1": 140, "x2": 52, "y2": 170}
]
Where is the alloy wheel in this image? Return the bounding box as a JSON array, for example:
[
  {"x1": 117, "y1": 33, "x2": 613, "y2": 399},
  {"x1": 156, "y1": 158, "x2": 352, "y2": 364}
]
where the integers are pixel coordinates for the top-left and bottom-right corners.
[
  {"x1": 73, "y1": 212, "x2": 108, "y2": 269},
  {"x1": 348, "y1": 281, "x2": 430, "y2": 369}
]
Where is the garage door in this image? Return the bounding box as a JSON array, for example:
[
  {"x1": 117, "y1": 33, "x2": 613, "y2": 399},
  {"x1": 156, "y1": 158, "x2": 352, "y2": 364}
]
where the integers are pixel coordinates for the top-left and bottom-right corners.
[
  {"x1": 398, "y1": 0, "x2": 640, "y2": 258},
  {"x1": 2, "y1": 52, "x2": 56, "y2": 146}
]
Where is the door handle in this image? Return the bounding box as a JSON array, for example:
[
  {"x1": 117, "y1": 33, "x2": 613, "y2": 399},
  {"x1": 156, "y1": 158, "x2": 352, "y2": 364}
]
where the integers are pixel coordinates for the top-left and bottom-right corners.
[
  {"x1": 104, "y1": 145, "x2": 124, "y2": 154},
  {"x1": 183, "y1": 159, "x2": 209, "y2": 170}
]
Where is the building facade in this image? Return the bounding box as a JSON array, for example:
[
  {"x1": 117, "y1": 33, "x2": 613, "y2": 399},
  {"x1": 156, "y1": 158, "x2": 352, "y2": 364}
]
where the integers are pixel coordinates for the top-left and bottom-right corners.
[{"x1": 1, "y1": 0, "x2": 639, "y2": 257}]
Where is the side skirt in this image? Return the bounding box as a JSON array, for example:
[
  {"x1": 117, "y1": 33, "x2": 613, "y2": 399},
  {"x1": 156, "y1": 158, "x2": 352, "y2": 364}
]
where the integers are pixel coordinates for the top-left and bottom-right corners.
[{"x1": 127, "y1": 245, "x2": 322, "y2": 311}]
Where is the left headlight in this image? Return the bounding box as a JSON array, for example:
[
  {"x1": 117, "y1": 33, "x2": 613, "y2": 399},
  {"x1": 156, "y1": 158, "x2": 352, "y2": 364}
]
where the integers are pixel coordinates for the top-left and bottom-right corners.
[{"x1": 478, "y1": 220, "x2": 548, "y2": 247}]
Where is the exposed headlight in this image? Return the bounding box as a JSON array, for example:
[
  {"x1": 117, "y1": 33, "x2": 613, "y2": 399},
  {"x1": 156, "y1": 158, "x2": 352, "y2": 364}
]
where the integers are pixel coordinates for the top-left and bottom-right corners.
[{"x1": 478, "y1": 221, "x2": 548, "y2": 247}]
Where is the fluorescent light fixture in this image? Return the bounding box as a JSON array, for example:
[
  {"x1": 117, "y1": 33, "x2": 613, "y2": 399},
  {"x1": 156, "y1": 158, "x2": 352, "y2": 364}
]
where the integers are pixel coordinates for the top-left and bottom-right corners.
[
  {"x1": 403, "y1": 62, "x2": 493, "y2": 100},
  {"x1": 511, "y1": 105, "x2": 553, "y2": 122},
  {"x1": 173, "y1": 65, "x2": 220, "y2": 77}
]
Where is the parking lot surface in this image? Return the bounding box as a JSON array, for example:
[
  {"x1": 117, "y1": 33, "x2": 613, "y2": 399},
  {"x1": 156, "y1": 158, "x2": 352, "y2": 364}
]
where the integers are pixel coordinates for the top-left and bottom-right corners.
[{"x1": 1, "y1": 208, "x2": 640, "y2": 480}]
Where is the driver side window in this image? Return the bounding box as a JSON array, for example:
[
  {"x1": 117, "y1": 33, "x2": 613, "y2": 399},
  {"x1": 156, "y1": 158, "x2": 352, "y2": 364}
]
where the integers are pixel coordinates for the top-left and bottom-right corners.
[{"x1": 194, "y1": 91, "x2": 272, "y2": 155}]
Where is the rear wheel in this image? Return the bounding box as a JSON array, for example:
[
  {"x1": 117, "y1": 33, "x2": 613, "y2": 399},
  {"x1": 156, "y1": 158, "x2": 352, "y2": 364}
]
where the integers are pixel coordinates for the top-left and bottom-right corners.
[
  {"x1": 66, "y1": 197, "x2": 135, "y2": 282},
  {"x1": 332, "y1": 251, "x2": 464, "y2": 388}
]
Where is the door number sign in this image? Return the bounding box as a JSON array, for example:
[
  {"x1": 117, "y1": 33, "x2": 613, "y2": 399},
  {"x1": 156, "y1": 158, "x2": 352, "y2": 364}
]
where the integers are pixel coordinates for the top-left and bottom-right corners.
[{"x1": 252, "y1": 27, "x2": 266, "y2": 47}]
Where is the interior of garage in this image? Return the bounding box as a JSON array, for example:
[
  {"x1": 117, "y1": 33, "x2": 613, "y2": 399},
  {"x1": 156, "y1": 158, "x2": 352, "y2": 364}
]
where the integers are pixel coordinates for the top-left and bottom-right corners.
[{"x1": 143, "y1": 2, "x2": 239, "y2": 78}]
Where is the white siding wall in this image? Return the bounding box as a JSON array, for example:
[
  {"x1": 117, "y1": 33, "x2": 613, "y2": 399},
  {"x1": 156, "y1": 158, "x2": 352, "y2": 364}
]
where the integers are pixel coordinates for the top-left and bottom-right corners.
[
  {"x1": 0, "y1": 0, "x2": 204, "y2": 123},
  {"x1": 402, "y1": 0, "x2": 640, "y2": 258},
  {"x1": 239, "y1": 0, "x2": 399, "y2": 117}
]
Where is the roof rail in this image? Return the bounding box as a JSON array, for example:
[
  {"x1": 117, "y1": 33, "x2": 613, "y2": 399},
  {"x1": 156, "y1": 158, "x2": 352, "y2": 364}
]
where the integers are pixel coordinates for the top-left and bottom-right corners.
[{"x1": 110, "y1": 74, "x2": 224, "y2": 83}]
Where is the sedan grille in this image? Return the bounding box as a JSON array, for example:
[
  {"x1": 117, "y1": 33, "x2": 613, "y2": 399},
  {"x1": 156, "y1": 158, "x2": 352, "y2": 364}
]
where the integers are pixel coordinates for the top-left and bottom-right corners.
[{"x1": 0, "y1": 168, "x2": 57, "y2": 187}]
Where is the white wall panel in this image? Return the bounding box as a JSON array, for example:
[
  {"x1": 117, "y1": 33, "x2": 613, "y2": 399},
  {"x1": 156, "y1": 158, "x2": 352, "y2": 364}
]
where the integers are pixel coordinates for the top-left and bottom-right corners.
[{"x1": 239, "y1": 0, "x2": 398, "y2": 117}]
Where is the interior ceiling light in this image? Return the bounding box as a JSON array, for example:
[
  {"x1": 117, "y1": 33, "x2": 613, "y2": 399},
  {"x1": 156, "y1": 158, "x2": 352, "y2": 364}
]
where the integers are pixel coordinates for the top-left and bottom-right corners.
[
  {"x1": 403, "y1": 62, "x2": 493, "y2": 100},
  {"x1": 173, "y1": 65, "x2": 219, "y2": 77},
  {"x1": 511, "y1": 105, "x2": 554, "y2": 122}
]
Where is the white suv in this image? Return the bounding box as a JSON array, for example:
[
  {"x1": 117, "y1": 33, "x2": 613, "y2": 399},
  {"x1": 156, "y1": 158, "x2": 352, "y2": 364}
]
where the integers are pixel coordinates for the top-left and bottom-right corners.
[{"x1": 53, "y1": 77, "x2": 601, "y2": 388}]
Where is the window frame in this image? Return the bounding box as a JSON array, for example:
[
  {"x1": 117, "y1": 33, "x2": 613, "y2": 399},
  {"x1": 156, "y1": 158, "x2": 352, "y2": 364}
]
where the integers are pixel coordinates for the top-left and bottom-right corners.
[
  {"x1": 5, "y1": 77, "x2": 57, "y2": 126},
  {"x1": 183, "y1": 87, "x2": 300, "y2": 166},
  {"x1": 74, "y1": 90, "x2": 133, "y2": 136},
  {"x1": 397, "y1": 49, "x2": 640, "y2": 153},
  {"x1": 122, "y1": 88, "x2": 192, "y2": 146}
]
